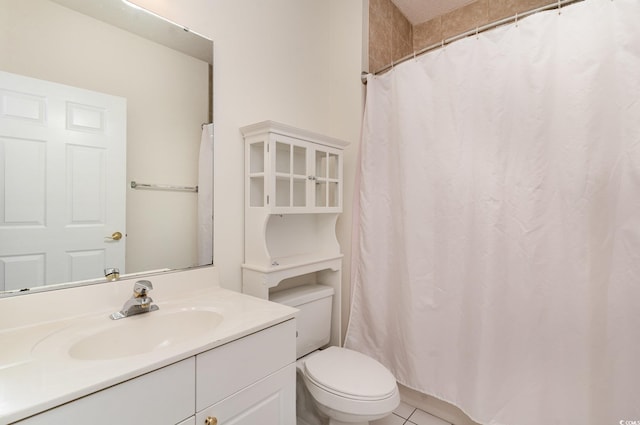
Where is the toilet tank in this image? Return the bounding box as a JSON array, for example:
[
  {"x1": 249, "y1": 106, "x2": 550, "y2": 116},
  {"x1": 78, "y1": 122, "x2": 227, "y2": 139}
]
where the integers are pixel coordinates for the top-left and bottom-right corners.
[{"x1": 270, "y1": 284, "x2": 334, "y2": 358}]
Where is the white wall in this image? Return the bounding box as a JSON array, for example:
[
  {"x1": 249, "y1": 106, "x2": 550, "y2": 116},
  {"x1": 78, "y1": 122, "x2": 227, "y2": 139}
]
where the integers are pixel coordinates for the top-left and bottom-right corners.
[{"x1": 132, "y1": 0, "x2": 365, "y2": 333}]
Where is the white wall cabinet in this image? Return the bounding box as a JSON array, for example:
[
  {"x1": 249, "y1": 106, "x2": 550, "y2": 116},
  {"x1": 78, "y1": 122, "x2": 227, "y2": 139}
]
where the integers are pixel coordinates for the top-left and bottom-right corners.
[
  {"x1": 15, "y1": 321, "x2": 296, "y2": 425},
  {"x1": 242, "y1": 121, "x2": 346, "y2": 213},
  {"x1": 240, "y1": 121, "x2": 348, "y2": 348}
]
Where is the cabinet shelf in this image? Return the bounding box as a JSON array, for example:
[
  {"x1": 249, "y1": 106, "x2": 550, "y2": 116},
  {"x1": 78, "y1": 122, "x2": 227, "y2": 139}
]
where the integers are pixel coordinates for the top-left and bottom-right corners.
[{"x1": 242, "y1": 253, "x2": 343, "y2": 274}]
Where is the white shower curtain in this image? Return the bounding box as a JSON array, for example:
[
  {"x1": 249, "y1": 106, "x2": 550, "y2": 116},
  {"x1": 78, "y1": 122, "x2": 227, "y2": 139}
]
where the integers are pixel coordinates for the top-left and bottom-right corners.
[
  {"x1": 344, "y1": 1, "x2": 640, "y2": 424},
  {"x1": 197, "y1": 123, "x2": 214, "y2": 266}
]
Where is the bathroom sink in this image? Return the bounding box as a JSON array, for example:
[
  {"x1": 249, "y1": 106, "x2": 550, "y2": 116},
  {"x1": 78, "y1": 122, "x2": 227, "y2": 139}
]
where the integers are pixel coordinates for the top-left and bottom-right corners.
[{"x1": 66, "y1": 309, "x2": 224, "y2": 361}]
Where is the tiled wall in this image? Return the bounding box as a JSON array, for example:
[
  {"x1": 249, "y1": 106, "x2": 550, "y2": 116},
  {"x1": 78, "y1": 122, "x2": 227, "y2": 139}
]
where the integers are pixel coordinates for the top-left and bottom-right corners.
[
  {"x1": 370, "y1": 0, "x2": 556, "y2": 72},
  {"x1": 368, "y1": 0, "x2": 413, "y2": 73}
]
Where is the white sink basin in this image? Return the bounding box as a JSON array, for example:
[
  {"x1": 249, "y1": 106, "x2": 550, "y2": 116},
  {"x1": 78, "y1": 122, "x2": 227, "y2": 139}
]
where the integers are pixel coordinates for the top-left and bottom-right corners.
[
  {"x1": 31, "y1": 308, "x2": 224, "y2": 361},
  {"x1": 69, "y1": 309, "x2": 223, "y2": 360}
]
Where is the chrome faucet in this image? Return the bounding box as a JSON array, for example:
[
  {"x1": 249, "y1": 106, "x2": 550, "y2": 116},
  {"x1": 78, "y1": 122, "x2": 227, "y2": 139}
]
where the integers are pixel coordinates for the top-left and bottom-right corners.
[{"x1": 110, "y1": 280, "x2": 159, "y2": 320}]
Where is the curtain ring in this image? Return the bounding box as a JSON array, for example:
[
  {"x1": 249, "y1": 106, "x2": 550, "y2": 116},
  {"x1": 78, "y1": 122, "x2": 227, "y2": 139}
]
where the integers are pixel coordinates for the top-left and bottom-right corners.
[
  {"x1": 515, "y1": 12, "x2": 518, "y2": 27},
  {"x1": 558, "y1": 0, "x2": 562, "y2": 14},
  {"x1": 475, "y1": 27, "x2": 479, "y2": 39}
]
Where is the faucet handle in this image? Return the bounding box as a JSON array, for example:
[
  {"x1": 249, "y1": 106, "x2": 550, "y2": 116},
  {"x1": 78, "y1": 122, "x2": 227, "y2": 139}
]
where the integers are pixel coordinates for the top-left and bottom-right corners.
[{"x1": 133, "y1": 280, "x2": 153, "y2": 297}]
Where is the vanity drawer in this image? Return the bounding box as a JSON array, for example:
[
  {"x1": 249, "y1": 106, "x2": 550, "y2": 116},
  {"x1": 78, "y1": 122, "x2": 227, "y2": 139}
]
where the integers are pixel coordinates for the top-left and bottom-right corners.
[
  {"x1": 16, "y1": 357, "x2": 195, "y2": 425},
  {"x1": 195, "y1": 319, "x2": 296, "y2": 411}
]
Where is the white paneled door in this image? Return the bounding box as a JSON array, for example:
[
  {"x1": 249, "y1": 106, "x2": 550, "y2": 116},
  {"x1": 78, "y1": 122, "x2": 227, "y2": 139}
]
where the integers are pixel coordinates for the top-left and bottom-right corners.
[{"x1": 0, "y1": 71, "x2": 126, "y2": 291}]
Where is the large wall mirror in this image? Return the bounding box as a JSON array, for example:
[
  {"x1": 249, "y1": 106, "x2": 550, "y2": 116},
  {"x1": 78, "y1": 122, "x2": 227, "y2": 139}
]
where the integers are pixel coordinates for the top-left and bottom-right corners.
[{"x1": 0, "y1": 0, "x2": 214, "y2": 296}]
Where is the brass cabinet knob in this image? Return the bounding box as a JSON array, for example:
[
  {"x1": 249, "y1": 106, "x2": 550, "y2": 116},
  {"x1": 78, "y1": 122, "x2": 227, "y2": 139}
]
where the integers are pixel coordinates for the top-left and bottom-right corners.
[{"x1": 205, "y1": 417, "x2": 218, "y2": 425}]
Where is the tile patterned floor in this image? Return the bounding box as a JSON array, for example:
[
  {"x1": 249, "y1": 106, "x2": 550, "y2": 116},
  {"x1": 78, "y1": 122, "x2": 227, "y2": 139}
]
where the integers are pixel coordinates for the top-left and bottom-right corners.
[{"x1": 371, "y1": 401, "x2": 451, "y2": 425}]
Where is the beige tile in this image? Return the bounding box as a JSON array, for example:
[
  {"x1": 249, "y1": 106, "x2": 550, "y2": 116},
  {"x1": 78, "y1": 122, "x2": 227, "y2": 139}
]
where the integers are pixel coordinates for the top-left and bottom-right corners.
[
  {"x1": 369, "y1": 42, "x2": 391, "y2": 72},
  {"x1": 369, "y1": 0, "x2": 392, "y2": 43},
  {"x1": 369, "y1": 26, "x2": 392, "y2": 70},
  {"x1": 393, "y1": 38, "x2": 413, "y2": 63},
  {"x1": 369, "y1": 2, "x2": 393, "y2": 71},
  {"x1": 372, "y1": 0, "x2": 553, "y2": 69},
  {"x1": 488, "y1": 0, "x2": 554, "y2": 21},
  {"x1": 391, "y1": 1, "x2": 413, "y2": 64},
  {"x1": 394, "y1": 400, "x2": 417, "y2": 419},
  {"x1": 413, "y1": 17, "x2": 442, "y2": 52},
  {"x1": 369, "y1": 0, "x2": 556, "y2": 71},
  {"x1": 369, "y1": 22, "x2": 392, "y2": 55},
  {"x1": 369, "y1": 2, "x2": 392, "y2": 39},
  {"x1": 369, "y1": 0, "x2": 393, "y2": 21},
  {"x1": 372, "y1": 413, "x2": 406, "y2": 425},
  {"x1": 392, "y1": 4, "x2": 412, "y2": 47},
  {"x1": 368, "y1": 0, "x2": 414, "y2": 71},
  {"x1": 408, "y1": 408, "x2": 451, "y2": 425},
  {"x1": 441, "y1": 0, "x2": 490, "y2": 40}
]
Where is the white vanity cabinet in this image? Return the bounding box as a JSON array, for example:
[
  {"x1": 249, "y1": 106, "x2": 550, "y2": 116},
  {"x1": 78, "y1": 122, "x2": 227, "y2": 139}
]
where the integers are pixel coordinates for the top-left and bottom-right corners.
[
  {"x1": 240, "y1": 121, "x2": 348, "y2": 349},
  {"x1": 15, "y1": 320, "x2": 296, "y2": 425}
]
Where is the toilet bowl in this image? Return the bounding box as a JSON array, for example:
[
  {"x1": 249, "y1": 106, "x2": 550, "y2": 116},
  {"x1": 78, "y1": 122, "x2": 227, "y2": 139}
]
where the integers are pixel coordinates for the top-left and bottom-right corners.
[
  {"x1": 298, "y1": 346, "x2": 400, "y2": 425},
  {"x1": 270, "y1": 284, "x2": 399, "y2": 425}
]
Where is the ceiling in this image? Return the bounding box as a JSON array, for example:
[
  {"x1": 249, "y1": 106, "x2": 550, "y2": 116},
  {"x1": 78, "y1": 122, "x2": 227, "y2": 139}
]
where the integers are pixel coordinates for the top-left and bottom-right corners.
[{"x1": 391, "y1": 0, "x2": 478, "y2": 25}]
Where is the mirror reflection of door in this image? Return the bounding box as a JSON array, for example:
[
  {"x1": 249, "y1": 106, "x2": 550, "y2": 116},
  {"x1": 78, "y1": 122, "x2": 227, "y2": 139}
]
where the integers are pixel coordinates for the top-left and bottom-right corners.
[{"x1": 0, "y1": 71, "x2": 126, "y2": 291}]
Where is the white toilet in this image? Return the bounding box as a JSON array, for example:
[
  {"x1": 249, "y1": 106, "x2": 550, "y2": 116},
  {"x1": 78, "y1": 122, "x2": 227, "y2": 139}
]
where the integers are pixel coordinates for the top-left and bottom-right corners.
[{"x1": 270, "y1": 284, "x2": 399, "y2": 425}]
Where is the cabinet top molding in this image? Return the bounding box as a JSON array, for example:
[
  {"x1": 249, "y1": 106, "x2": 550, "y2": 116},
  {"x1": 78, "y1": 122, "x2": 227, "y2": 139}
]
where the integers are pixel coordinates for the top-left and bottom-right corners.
[{"x1": 240, "y1": 121, "x2": 350, "y2": 150}]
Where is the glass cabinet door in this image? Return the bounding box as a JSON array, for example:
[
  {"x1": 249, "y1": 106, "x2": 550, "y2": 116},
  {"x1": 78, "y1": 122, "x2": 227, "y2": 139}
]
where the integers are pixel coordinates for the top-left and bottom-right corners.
[
  {"x1": 248, "y1": 141, "x2": 265, "y2": 207},
  {"x1": 273, "y1": 140, "x2": 307, "y2": 208},
  {"x1": 314, "y1": 150, "x2": 340, "y2": 208},
  {"x1": 292, "y1": 145, "x2": 307, "y2": 207}
]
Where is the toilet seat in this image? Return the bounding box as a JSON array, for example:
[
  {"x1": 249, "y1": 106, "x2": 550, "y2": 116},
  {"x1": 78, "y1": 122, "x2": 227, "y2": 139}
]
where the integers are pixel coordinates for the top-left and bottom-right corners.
[{"x1": 303, "y1": 346, "x2": 397, "y2": 401}]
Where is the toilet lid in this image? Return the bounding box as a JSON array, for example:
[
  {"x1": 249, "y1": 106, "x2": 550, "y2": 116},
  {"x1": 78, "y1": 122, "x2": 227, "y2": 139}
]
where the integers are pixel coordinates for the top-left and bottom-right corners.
[{"x1": 304, "y1": 347, "x2": 397, "y2": 401}]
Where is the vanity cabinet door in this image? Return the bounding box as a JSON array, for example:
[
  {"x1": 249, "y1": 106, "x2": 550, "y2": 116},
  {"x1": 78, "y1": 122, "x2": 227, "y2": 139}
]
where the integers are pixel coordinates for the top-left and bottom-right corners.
[
  {"x1": 177, "y1": 416, "x2": 196, "y2": 425},
  {"x1": 15, "y1": 358, "x2": 195, "y2": 425},
  {"x1": 195, "y1": 363, "x2": 296, "y2": 425}
]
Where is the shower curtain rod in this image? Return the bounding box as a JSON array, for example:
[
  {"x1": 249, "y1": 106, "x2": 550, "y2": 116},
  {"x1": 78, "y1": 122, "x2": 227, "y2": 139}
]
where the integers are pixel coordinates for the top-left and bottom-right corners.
[{"x1": 363, "y1": 0, "x2": 585, "y2": 83}]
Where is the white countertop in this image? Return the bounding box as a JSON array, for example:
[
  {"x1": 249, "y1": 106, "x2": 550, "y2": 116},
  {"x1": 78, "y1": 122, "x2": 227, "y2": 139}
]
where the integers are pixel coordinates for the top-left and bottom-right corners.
[{"x1": 0, "y1": 267, "x2": 297, "y2": 424}]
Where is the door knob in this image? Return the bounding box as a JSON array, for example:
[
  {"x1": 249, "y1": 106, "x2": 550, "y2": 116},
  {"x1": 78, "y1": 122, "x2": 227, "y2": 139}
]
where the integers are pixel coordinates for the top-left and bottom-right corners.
[
  {"x1": 106, "y1": 231, "x2": 123, "y2": 241},
  {"x1": 205, "y1": 417, "x2": 218, "y2": 425}
]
